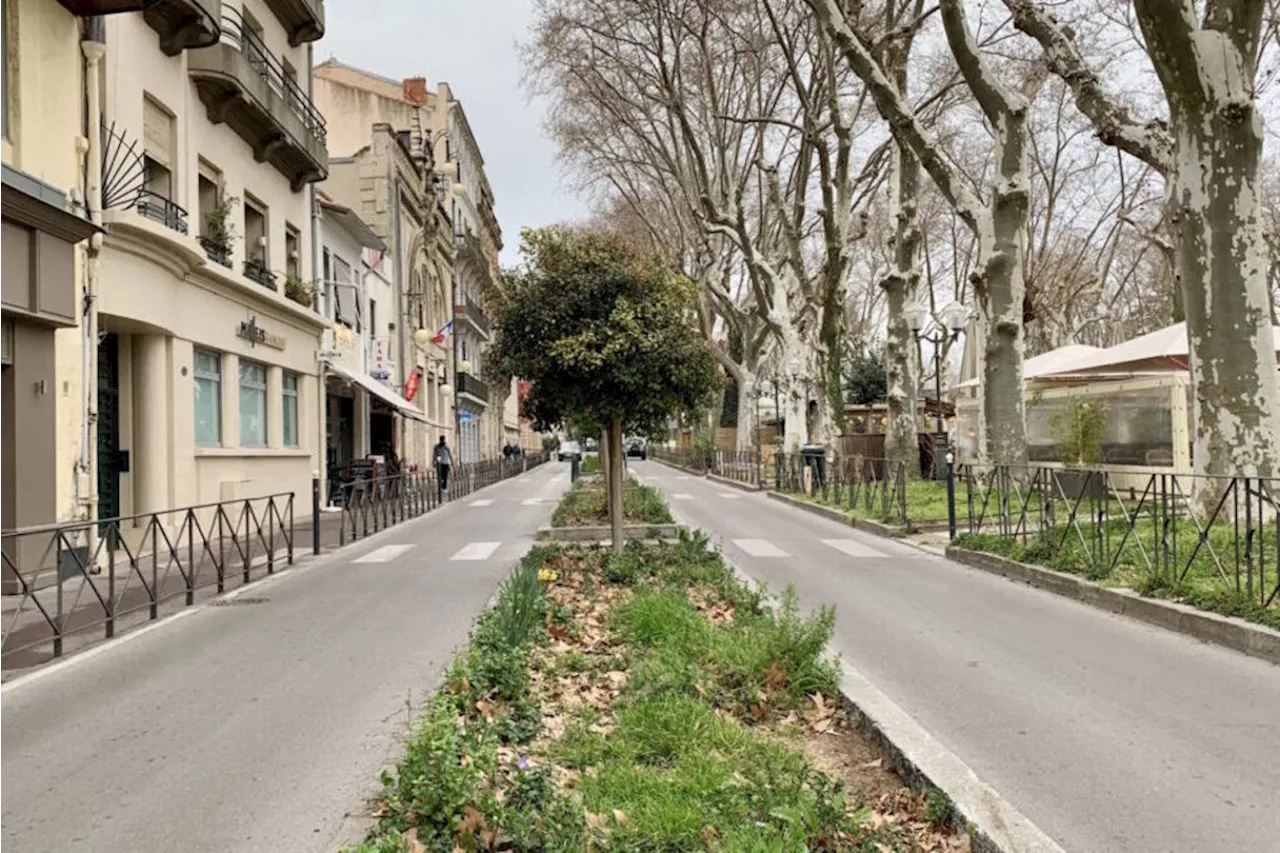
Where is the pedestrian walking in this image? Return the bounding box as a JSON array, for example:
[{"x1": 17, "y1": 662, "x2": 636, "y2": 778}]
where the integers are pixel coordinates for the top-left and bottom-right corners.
[{"x1": 433, "y1": 436, "x2": 453, "y2": 499}]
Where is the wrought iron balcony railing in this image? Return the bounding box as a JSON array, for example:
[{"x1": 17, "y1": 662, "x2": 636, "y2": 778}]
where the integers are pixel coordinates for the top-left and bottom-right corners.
[
  {"x1": 135, "y1": 190, "x2": 190, "y2": 234},
  {"x1": 244, "y1": 259, "x2": 277, "y2": 290}
]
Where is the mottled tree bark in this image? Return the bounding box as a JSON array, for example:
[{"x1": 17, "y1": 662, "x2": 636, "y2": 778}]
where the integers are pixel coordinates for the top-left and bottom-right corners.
[
  {"x1": 609, "y1": 416, "x2": 625, "y2": 554},
  {"x1": 881, "y1": 10, "x2": 924, "y2": 476}
]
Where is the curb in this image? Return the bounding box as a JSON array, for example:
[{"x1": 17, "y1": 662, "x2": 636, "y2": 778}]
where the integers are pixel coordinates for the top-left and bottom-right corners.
[
  {"x1": 535, "y1": 523, "x2": 686, "y2": 542},
  {"x1": 706, "y1": 471, "x2": 763, "y2": 492},
  {"x1": 714, "y1": 553, "x2": 1061, "y2": 853},
  {"x1": 946, "y1": 547, "x2": 1280, "y2": 667},
  {"x1": 651, "y1": 457, "x2": 708, "y2": 477},
  {"x1": 765, "y1": 490, "x2": 909, "y2": 539}
]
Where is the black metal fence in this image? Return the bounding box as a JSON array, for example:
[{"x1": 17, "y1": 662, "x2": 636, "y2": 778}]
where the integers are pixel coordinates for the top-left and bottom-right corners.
[
  {"x1": 2, "y1": 493, "x2": 294, "y2": 664},
  {"x1": 956, "y1": 465, "x2": 1280, "y2": 609},
  {"x1": 651, "y1": 446, "x2": 709, "y2": 472},
  {"x1": 711, "y1": 450, "x2": 761, "y2": 487},
  {"x1": 774, "y1": 451, "x2": 909, "y2": 527},
  {"x1": 335, "y1": 452, "x2": 551, "y2": 546}
]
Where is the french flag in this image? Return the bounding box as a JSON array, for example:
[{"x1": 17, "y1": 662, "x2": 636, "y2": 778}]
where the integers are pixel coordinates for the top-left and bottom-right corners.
[{"x1": 431, "y1": 321, "x2": 453, "y2": 346}]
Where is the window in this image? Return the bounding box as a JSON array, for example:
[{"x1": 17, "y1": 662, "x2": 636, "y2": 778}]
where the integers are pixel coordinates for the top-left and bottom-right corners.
[
  {"x1": 243, "y1": 195, "x2": 267, "y2": 264},
  {"x1": 193, "y1": 349, "x2": 222, "y2": 447},
  {"x1": 143, "y1": 95, "x2": 175, "y2": 200},
  {"x1": 239, "y1": 361, "x2": 267, "y2": 447},
  {"x1": 282, "y1": 373, "x2": 299, "y2": 447},
  {"x1": 285, "y1": 224, "x2": 300, "y2": 278}
]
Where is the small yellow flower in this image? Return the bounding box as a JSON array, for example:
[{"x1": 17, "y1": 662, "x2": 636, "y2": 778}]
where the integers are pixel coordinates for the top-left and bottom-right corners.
[{"x1": 538, "y1": 568, "x2": 560, "y2": 583}]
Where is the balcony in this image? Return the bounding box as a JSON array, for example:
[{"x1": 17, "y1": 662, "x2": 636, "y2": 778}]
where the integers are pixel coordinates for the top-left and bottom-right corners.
[
  {"x1": 262, "y1": 0, "x2": 325, "y2": 46},
  {"x1": 188, "y1": 8, "x2": 328, "y2": 191},
  {"x1": 199, "y1": 237, "x2": 232, "y2": 268},
  {"x1": 457, "y1": 371, "x2": 490, "y2": 406},
  {"x1": 454, "y1": 296, "x2": 490, "y2": 338},
  {"x1": 244, "y1": 260, "x2": 278, "y2": 290},
  {"x1": 144, "y1": 0, "x2": 221, "y2": 56},
  {"x1": 135, "y1": 190, "x2": 190, "y2": 234}
]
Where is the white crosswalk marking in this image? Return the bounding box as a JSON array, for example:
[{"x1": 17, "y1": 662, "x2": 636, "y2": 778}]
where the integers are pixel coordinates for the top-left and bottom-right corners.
[
  {"x1": 522, "y1": 498, "x2": 546, "y2": 506},
  {"x1": 717, "y1": 492, "x2": 742, "y2": 499},
  {"x1": 353, "y1": 544, "x2": 414, "y2": 564},
  {"x1": 469, "y1": 499, "x2": 494, "y2": 507},
  {"x1": 733, "y1": 539, "x2": 790, "y2": 558},
  {"x1": 671, "y1": 494, "x2": 694, "y2": 501},
  {"x1": 821, "y1": 538, "x2": 886, "y2": 558},
  {"x1": 451, "y1": 542, "x2": 502, "y2": 561}
]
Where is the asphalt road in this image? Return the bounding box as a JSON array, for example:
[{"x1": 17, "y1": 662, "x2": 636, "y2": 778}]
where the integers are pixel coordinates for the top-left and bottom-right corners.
[
  {"x1": 634, "y1": 461, "x2": 1280, "y2": 853},
  {"x1": 1, "y1": 462, "x2": 571, "y2": 853}
]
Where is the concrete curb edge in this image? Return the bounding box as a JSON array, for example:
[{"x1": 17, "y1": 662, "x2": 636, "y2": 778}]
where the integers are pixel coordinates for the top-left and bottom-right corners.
[
  {"x1": 946, "y1": 547, "x2": 1280, "y2": 666},
  {"x1": 713, "y1": 555, "x2": 1062, "y2": 853},
  {"x1": 765, "y1": 489, "x2": 910, "y2": 539}
]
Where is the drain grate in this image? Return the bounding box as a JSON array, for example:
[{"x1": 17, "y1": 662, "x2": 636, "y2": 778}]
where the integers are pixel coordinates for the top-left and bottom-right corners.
[{"x1": 211, "y1": 597, "x2": 270, "y2": 607}]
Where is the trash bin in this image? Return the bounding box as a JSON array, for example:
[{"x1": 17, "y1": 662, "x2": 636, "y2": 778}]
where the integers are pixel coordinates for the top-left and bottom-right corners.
[{"x1": 800, "y1": 444, "x2": 826, "y2": 490}]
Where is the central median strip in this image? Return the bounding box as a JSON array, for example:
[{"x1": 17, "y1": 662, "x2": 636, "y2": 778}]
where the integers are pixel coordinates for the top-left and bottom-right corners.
[
  {"x1": 341, "y1": 488, "x2": 1009, "y2": 852},
  {"x1": 536, "y1": 473, "x2": 685, "y2": 543}
]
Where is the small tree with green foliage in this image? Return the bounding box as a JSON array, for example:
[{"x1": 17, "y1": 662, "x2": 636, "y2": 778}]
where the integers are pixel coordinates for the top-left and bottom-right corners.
[{"x1": 490, "y1": 227, "x2": 716, "y2": 551}]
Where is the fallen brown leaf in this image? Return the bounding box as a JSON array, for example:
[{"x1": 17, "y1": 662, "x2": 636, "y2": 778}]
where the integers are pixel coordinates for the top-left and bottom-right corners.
[
  {"x1": 860, "y1": 758, "x2": 883, "y2": 769},
  {"x1": 763, "y1": 663, "x2": 788, "y2": 689},
  {"x1": 400, "y1": 828, "x2": 426, "y2": 853},
  {"x1": 612, "y1": 809, "x2": 630, "y2": 827}
]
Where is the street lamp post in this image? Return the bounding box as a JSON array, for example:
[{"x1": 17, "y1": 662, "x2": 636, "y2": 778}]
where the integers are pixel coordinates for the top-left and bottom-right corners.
[{"x1": 904, "y1": 301, "x2": 970, "y2": 480}]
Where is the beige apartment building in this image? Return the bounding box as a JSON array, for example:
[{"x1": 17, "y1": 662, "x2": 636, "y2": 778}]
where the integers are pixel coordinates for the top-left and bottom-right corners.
[
  {"x1": 85, "y1": 0, "x2": 329, "y2": 525},
  {"x1": 2, "y1": 0, "x2": 100, "y2": 577},
  {"x1": 314, "y1": 61, "x2": 508, "y2": 463}
]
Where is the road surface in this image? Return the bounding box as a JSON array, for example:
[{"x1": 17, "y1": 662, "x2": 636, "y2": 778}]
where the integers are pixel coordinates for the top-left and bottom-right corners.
[
  {"x1": 2, "y1": 462, "x2": 571, "y2": 853},
  {"x1": 635, "y1": 461, "x2": 1280, "y2": 853}
]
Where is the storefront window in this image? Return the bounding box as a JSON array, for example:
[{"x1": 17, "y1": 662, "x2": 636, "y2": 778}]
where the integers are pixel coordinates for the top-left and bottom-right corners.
[
  {"x1": 239, "y1": 361, "x2": 267, "y2": 447},
  {"x1": 283, "y1": 373, "x2": 299, "y2": 447},
  {"x1": 194, "y1": 349, "x2": 222, "y2": 446}
]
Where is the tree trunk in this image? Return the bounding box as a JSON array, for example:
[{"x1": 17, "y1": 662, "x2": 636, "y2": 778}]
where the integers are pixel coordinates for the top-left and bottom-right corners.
[
  {"x1": 735, "y1": 370, "x2": 757, "y2": 451},
  {"x1": 778, "y1": 323, "x2": 810, "y2": 453},
  {"x1": 883, "y1": 142, "x2": 923, "y2": 476},
  {"x1": 1171, "y1": 102, "x2": 1280, "y2": 483},
  {"x1": 608, "y1": 416, "x2": 625, "y2": 554},
  {"x1": 976, "y1": 156, "x2": 1030, "y2": 468},
  {"x1": 599, "y1": 426, "x2": 610, "y2": 483}
]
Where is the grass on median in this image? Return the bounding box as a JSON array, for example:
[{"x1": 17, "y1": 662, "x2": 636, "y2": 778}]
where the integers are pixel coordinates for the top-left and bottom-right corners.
[
  {"x1": 550, "y1": 475, "x2": 673, "y2": 528},
  {"x1": 346, "y1": 529, "x2": 969, "y2": 852}
]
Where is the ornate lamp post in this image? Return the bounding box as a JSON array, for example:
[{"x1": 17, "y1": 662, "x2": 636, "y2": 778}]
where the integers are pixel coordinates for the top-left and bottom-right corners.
[{"x1": 904, "y1": 301, "x2": 969, "y2": 479}]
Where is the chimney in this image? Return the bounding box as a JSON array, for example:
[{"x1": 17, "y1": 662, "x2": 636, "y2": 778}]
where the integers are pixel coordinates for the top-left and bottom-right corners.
[{"x1": 402, "y1": 77, "x2": 428, "y2": 106}]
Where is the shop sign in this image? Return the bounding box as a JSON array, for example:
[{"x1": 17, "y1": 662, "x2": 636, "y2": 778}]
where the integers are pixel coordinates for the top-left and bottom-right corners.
[
  {"x1": 237, "y1": 316, "x2": 286, "y2": 350},
  {"x1": 371, "y1": 336, "x2": 392, "y2": 382},
  {"x1": 404, "y1": 369, "x2": 421, "y2": 402}
]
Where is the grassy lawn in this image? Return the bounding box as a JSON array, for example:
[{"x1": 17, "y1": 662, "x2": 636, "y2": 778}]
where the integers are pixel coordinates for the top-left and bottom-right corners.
[
  {"x1": 346, "y1": 534, "x2": 970, "y2": 852},
  {"x1": 551, "y1": 476, "x2": 673, "y2": 528},
  {"x1": 785, "y1": 479, "x2": 950, "y2": 527},
  {"x1": 953, "y1": 517, "x2": 1280, "y2": 631}
]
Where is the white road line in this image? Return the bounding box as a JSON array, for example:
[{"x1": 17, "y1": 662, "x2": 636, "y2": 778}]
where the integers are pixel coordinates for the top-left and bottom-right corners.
[
  {"x1": 732, "y1": 538, "x2": 790, "y2": 558},
  {"x1": 469, "y1": 499, "x2": 494, "y2": 507},
  {"x1": 671, "y1": 493, "x2": 694, "y2": 501},
  {"x1": 821, "y1": 538, "x2": 886, "y2": 558},
  {"x1": 451, "y1": 541, "x2": 502, "y2": 561},
  {"x1": 677, "y1": 475, "x2": 693, "y2": 480},
  {"x1": 717, "y1": 492, "x2": 743, "y2": 499},
  {"x1": 350, "y1": 545, "x2": 414, "y2": 563},
  {"x1": 521, "y1": 498, "x2": 546, "y2": 506}
]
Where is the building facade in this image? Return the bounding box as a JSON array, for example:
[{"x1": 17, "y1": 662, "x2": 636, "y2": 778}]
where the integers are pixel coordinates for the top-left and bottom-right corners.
[
  {"x1": 2, "y1": 0, "x2": 100, "y2": 581},
  {"x1": 315, "y1": 63, "x2": 508, "y2": 463},
  {"x1": 87, "y1": 0, "x2": 328, "y2": 533}
]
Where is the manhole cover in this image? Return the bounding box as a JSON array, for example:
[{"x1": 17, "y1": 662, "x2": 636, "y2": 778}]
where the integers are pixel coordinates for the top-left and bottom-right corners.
[{"x1": 211, "y1": 597, "x2": 270, "y2": 607}]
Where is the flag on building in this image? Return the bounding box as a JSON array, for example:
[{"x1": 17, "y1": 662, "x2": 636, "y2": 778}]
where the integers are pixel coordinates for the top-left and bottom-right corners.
[{"x1": 432, "y1": 321, "x2": 453, "y2": 346}]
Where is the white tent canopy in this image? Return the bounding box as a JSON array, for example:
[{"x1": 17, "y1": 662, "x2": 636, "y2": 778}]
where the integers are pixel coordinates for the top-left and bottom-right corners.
[
  {"x1": 326, "y1": 361, "x2": 428, "y2": 423},
  {"x1": 954, "y1": 343, "x2": 1101, "y2": 389},
  {"x1": 1041, "y1": 322, "x2": 1280, "y2": 376}
]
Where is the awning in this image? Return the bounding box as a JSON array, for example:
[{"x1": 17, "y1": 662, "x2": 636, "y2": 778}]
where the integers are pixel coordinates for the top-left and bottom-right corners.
[{"x1": 325, "y1": 362, "x2": 428, "y2": 423}]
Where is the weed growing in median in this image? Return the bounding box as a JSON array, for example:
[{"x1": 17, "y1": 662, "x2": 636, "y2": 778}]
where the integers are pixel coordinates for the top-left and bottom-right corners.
[
  {"x1": 550, "y1": 477, "x2": 674, "y2": 527},
  {"x1": 350, "y1": 509, "x2": 966, "y2": 852}
]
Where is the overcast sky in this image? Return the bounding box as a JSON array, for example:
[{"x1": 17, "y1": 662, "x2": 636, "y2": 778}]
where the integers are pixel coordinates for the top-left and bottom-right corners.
[{"x1": 318, "y1": 0, "x2": 588, "y2": 265}]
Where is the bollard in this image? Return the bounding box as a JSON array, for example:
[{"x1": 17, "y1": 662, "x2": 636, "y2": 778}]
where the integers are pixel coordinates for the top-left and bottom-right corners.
[
  {"x1": 570, "y1": 455, "x2": 580, "y2": 482},
  {"x1": 311, "y1": 472, "x2": 321, "y2": 555},
  {"x1": 945, "y1": 452, "x2": 957, "y2": 541}
]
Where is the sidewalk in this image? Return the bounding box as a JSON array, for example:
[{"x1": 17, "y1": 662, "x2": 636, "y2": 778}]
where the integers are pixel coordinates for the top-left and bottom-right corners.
[{"x1": 4, "y1": 506, "x2": 387, "y2": 675}]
